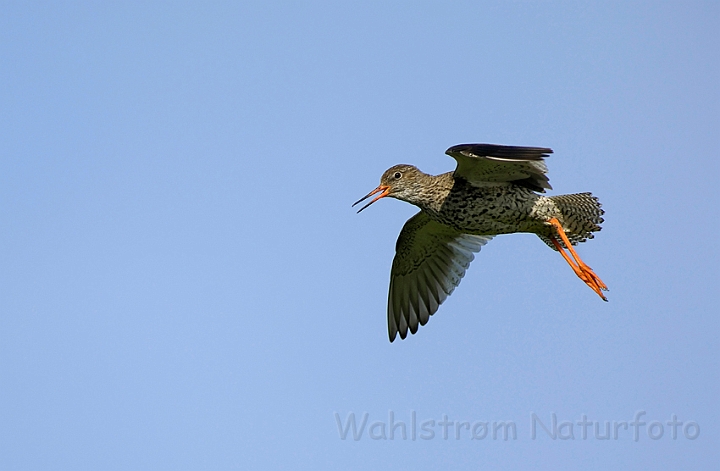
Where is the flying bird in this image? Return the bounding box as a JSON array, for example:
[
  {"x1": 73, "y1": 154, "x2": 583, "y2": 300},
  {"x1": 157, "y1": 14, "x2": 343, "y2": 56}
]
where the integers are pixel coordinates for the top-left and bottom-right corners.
[{"x1": 353, "y1": 143, "x2": 607, "y2": 342}]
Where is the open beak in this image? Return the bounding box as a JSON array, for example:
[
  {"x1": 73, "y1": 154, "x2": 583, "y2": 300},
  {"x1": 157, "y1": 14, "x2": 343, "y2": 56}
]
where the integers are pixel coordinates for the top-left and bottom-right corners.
[{"x1": 352, "y1": 185, "x2": 390, "y2": 213}]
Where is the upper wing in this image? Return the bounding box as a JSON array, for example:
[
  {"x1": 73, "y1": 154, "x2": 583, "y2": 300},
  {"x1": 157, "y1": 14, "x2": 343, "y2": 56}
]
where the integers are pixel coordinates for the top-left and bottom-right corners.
[
  {"x1": 388, "y1": 211, "x2": 493, "y2": 342},
  {"x1": 446, "y1": 143, "x2": 553, "y2": 192}
]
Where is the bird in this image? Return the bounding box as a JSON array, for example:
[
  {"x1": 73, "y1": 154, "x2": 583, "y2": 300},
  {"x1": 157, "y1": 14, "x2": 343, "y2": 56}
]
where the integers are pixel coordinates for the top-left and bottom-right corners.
[{"x1": 353, "y1": 143, "x2": 607, "y2": 342}]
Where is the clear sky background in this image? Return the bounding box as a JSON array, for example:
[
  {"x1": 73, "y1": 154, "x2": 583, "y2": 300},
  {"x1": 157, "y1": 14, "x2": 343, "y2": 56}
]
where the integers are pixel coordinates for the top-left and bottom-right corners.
[{"x1": 1, "y1": 1, "x2": 718, "y2": 470}]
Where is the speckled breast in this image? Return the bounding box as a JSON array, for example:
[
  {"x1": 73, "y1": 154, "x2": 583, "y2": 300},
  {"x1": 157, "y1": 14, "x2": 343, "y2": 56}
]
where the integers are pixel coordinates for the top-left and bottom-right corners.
[{"x1": 429, "y1": 182, "x2": 547, "y2": 236}]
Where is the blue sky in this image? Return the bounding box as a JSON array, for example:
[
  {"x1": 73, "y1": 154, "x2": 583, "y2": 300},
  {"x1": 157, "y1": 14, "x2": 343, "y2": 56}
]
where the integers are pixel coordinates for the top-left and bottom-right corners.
[{"x1": 1, "y1": 1, "x2": 718, "y2": 469}]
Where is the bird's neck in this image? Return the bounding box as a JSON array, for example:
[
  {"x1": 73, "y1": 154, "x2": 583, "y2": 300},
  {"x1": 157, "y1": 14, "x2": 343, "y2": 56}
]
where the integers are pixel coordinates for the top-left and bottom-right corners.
[{"x1": 400, "y1": 172, "x2": 455, "y2": 212}]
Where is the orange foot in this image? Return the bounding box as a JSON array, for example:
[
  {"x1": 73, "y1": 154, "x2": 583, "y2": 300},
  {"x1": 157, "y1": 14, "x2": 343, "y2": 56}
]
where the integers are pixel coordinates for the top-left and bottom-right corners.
[{"x1": 548, "y1": 217, "x2": 608, "y2": 301}]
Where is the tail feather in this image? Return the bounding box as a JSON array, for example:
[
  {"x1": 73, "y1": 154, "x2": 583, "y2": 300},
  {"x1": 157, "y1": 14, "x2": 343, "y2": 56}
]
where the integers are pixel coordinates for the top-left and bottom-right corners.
[{"x1": 538, "y1": 192, "x2": 604, "y2": 250}]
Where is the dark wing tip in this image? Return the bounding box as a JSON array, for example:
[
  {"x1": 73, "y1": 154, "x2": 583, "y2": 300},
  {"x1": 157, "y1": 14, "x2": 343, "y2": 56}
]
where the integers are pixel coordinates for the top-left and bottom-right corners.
[
  {"x1": 446, "y1": 143, "x2": 553, "y2": 160},
  {"x1": 389, "y1": 326, "x2": 408, "y2": 342}
]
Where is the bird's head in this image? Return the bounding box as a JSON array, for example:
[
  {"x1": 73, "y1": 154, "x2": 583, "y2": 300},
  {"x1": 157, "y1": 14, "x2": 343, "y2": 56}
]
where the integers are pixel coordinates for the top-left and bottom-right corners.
[{"x1": 353, "y1": 165, "x2": 428, "y2": 213}]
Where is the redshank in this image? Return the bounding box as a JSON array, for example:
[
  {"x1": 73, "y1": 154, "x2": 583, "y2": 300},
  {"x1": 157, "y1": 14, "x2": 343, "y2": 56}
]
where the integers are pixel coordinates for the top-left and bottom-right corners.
[{"x1": 354, "y1": 143, "x2": 607, "y2": 342}]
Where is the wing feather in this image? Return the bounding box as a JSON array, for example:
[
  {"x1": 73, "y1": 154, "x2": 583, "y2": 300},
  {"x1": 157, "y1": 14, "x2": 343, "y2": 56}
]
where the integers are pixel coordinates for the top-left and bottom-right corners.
[
  {"x1": 446, "y1": 143, "x2": 553, "y2": 192},
  {"x1": 388, "y1": 211, "x2": 493, "y2": 341}
]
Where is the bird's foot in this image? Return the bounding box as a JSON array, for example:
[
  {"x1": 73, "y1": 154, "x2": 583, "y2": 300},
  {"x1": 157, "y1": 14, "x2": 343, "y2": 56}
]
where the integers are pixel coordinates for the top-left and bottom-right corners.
[
  {"x1": 574, "y1": 261, "x2": 608, "y2": 301},
  {"x1": 548, "y1": 217, "x2": 608, "y2": 301}
]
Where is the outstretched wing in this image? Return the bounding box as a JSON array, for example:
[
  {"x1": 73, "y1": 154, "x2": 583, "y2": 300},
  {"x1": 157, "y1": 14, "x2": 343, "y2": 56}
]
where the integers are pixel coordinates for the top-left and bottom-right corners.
[
  {"x1": 388, "y1": 211, "x2": 493, "y2": 342},
  {"x1": 446, "y1": 143, "x2": 553, "y2": 192}
]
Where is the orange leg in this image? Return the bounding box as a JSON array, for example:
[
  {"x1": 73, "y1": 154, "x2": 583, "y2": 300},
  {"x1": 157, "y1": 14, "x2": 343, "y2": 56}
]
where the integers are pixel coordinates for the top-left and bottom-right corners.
[{"x1": 548, "y1": 217, "x2": 608, "y2": 301}]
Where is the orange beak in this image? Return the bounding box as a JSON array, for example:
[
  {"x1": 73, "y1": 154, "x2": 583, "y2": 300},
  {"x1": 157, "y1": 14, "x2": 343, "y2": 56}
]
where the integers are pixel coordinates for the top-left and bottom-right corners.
[{"x1": 352, "y1": 185, "x2": 390, "y2": 213}]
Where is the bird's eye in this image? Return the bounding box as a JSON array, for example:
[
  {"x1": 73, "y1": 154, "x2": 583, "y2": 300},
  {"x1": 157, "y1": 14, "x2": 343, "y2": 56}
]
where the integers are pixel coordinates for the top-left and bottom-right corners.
[{"x1": 393, "y1": 172, "x2": 402, "y2": 179}]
